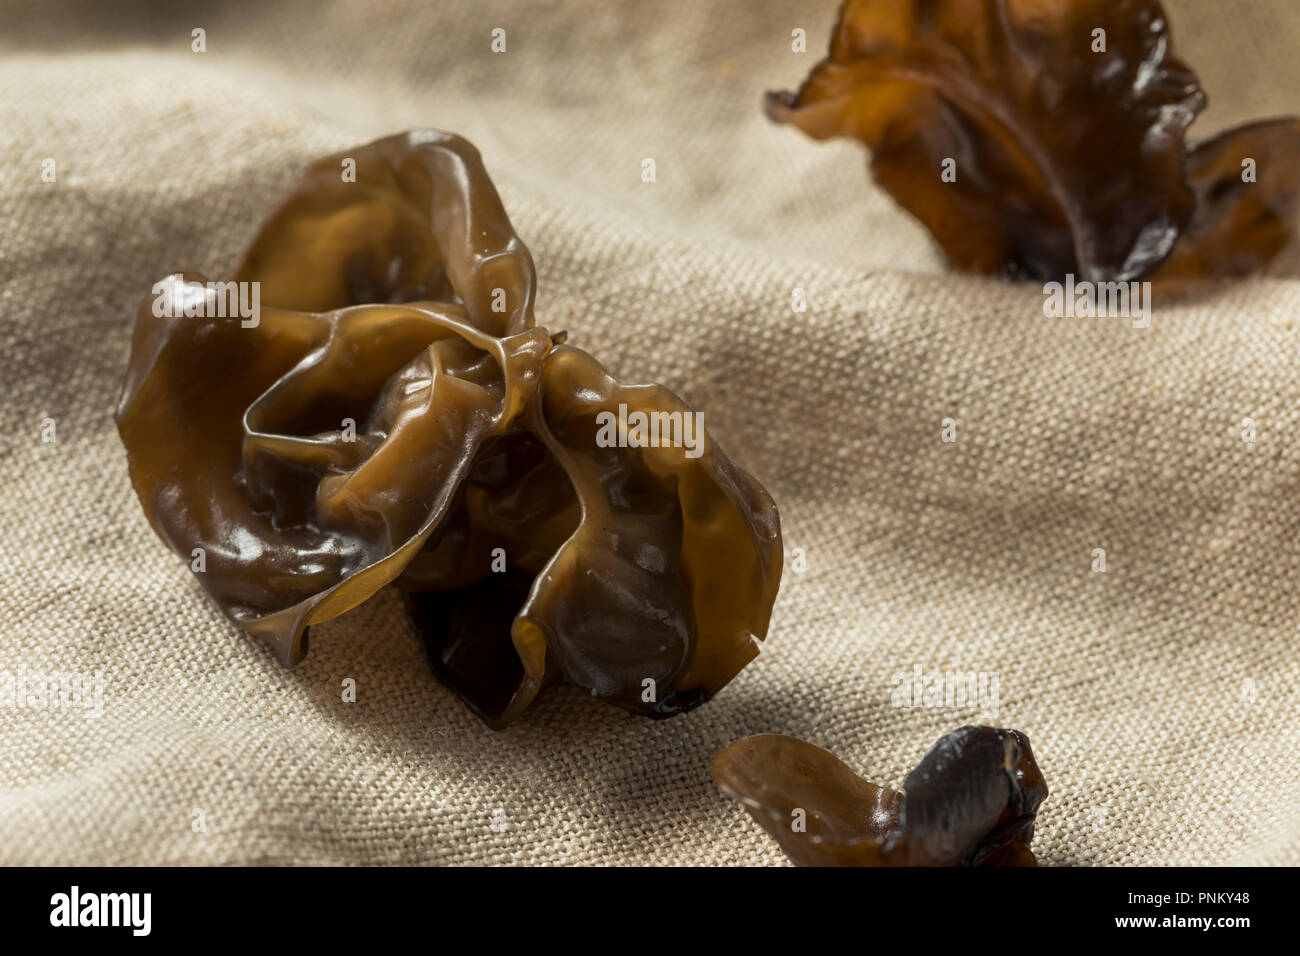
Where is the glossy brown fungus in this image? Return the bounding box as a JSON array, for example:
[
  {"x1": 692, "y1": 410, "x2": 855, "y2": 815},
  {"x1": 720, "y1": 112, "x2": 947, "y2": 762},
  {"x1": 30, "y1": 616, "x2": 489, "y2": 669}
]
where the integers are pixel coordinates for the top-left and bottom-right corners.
[
  {"x1": 768, "y1": 0, "x2": 1300, "y2": 282},
  {"x1": 116, "y1": 130, "x2": 783, "y2": 728},
  {"x1": 713, "y1": 726, "x2": 1048, "y2": 866}
]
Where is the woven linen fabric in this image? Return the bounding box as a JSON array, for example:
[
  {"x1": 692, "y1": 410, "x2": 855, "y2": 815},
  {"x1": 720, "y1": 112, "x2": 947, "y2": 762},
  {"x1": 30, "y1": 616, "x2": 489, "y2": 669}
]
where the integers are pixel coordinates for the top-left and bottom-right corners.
[{"x1": 2, "y1": 0, "x2": 1298, "y2": 866}]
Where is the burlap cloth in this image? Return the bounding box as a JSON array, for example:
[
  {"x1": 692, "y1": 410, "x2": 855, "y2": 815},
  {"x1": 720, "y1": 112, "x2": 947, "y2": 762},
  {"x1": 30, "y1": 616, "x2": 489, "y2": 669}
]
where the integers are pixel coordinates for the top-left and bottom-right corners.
[{"x1": 2, "y1": 0, "x2": 1297, "y2": 866}]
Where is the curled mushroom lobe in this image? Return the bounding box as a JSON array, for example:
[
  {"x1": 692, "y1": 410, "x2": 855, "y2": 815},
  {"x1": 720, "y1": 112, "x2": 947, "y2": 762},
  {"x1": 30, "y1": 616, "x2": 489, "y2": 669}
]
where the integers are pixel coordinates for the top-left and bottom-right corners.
[
  {"x1": 116, "y1": 130, "x2": 782, "y2": 728},
  {"x1": 769, "y1": 0, "x2": 1300, "y2": 282},
  {"x1": 713, "y1": 727, "x2": 1048, "y2": 866}
]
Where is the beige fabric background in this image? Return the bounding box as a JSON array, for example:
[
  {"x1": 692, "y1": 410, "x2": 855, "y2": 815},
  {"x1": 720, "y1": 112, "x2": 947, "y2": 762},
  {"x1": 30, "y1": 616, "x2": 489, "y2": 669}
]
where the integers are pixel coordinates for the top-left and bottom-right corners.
[{"x1": 1, "y1": 0, "x2": 1298, "y2": 866}]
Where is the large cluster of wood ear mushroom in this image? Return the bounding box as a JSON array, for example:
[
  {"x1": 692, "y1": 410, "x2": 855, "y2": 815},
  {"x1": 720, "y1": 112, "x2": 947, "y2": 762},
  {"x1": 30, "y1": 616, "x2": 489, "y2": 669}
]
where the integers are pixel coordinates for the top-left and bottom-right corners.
[{"x1": 116, "y1": 130, "x2": 782, "y2": 729}]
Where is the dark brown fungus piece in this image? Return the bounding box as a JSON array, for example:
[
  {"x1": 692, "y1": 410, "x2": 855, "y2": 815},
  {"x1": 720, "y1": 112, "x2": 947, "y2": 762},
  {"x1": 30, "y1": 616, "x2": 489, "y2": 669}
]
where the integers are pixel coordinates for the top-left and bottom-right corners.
[
  {"x1": 713, "y1": 727, "x2": 1047, "y2": 866},
  {"x1": 116, "y1": 130, "x2": 782, "y2": 727},
  {"x1": 1152, "y1": 119, "x2": 1300, "y2": 281},
  {"x1": 769, "y1": 0, "x2": 1299, "y2": 282}
]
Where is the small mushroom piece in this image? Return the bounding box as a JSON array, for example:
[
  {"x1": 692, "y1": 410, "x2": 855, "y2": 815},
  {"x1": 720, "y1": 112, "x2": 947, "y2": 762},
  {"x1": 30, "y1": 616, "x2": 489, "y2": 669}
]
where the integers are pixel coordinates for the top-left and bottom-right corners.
[{"x1": 713, "y1": 726, "x2": 1048, "y2": 866}]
